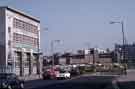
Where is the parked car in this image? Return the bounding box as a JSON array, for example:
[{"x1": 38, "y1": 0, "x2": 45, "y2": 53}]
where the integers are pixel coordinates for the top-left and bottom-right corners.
[
  {"x1": 42, "y1": 67, "x2": 60, "y2": 80},
  {"x1": 70, "y1": 68, "x2": 80, "y2": 76},
  {"x1": 42, "y1": 69, "x2": 56, "y2": 79},
  {"x1": 0, "y1": 73, "x2": 24, "y2": 89},
  {"x1": 56, "y1": 70, "x2": 71, "y2": 79}
]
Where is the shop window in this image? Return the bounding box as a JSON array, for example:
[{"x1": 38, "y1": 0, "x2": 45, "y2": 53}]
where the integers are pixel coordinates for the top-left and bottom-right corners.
[
  {"x1": 8, "y1": 53, "x2": 11, "y2": 59},
  {"x1": 8, "y1": 27, "x2": 11, "y2": 33},
  {"x1": 15, "y1": 62, "x2": 20, "y2": 68},
  {"x1": 24, "y1": 62, "x2": 29, "y2": 68},
  {"x1": 8, "y1": 40, "x2": 11, "y2": 46}
]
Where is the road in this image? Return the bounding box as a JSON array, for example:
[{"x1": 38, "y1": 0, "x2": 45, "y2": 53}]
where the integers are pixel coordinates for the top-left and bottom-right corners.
[
  {"x1": 28, "y1": 75, "x2": 119, "y2": 89},
  {"x1": 25, "y1": 70, "x2": 135, "y2": 89},
  {"x1": 25, "y1": 79, "x2": 67, "y2": 89},
  {"x1": 25, "y1": 75, "x2": 82, "y2": 89}
]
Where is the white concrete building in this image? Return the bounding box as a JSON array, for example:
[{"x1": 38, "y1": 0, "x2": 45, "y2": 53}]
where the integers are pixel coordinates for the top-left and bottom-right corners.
[{"x1": 0, "y1": 6, "x2": 41, "y2": 76}]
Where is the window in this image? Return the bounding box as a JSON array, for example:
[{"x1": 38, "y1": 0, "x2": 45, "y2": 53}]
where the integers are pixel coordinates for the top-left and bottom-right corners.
[
  {"x1": 24, "y1": 61, "x2": 29, "y2": 68},
  {"x1": 8, "y1": 52, "x2": 11, "y2": 59},
  {"x1": 8, "y1": 40, "x2": 11, "y2": 46},
  {"x1": 8, "y1": 27, "x2": 11, "y2": 33},
  {"x1": 13, "y1": 33, "x2": 38, "y2": 47},
  {"x1": 13, "y1": 18, "x2": 38, "y2": 34}
]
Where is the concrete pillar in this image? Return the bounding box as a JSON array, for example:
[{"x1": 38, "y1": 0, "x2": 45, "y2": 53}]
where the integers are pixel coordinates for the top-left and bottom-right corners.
[
  {"x1": 20, "y1": 52, "x2": 23, "y2": 76},
  {"x1": 39, "y1": 56, "x2": 43, "y2": 75},
  {"x1": 37, "y1": 55, "x2": 40, "y2": 75},
  {"x1": 20, "y1": 48, "x2": 25, "y2": 76},
  {"x1": 12, "y1": 50, "x2": 16, "y2": 73},
  {"x1": 29, "y1": 50, "x2": 33, "y2": 75},
  {"x1": 32, "y1": 54, "x2": 37, "y2": 74}
]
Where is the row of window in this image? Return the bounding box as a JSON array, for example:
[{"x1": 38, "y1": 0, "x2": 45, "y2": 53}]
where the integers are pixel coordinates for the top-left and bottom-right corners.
[
  {"x1": 13, "y1": 33, "x2": 38, "y2": 47},
  {"x1": 15, "y1": 61, "x2": 37, "y2": 68},
  {"x1": 13, "y1": 18, "x2": 38, "y2": 34},
  {"x1": 13, "y1": 51, "x2": 38, "y2": 68},
  {"x1": 15, "y1": 59, "x2": 37, "y2": 68}
]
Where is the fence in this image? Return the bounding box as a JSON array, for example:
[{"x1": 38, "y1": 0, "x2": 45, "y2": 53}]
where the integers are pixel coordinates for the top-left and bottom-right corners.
[{"x1": 0, "y1": 66, "x2": 13, "y2": 73}]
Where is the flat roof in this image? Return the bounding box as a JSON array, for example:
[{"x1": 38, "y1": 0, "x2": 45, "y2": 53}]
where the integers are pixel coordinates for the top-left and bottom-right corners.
[{"x1": 0, "y1": 6, "x2": 40, "y2": 23}]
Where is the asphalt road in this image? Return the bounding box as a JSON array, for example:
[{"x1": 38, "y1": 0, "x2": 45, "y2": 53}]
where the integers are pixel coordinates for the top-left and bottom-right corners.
[
  {"x1": 25, "y1": 79, "x2": 67, "y2": 89},
  {"x1": 29, "y1": 76, "x2": 120, "y2": 89},
  {"x1": 26, "y1": 70, "x2": 135, "y2": 89}
]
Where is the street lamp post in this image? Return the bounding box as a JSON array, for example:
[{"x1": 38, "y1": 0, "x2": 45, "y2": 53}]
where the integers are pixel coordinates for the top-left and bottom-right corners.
[
  {"x1": 37, "y1": 29, "x2": 40, "y2": 75},
  {"x1": 110, "y1": 21, "x2": 126, "y2": 63},
  {"x1": 51, "y1": 40, "x2": 61, "y2": 66},
  {"x1": 37, "y1": 27, "x2": 48, "y2": 75}
]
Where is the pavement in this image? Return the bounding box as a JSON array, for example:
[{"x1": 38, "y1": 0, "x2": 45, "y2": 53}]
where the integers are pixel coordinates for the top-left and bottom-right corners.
[
  {"x1": 118, "y1": 69, "x2": 135, "y2": 82},
  {"x1": 19, "y1": 74, "x2": 41, "y2": 81}
]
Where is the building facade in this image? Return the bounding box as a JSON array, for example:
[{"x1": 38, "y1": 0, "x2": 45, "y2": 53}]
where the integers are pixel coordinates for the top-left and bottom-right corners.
[
  {"x1": 98, "y1": 52, "x2": 113, "y2": 65},
  {"x1": 85, "y1": 48, "x2": 99, "y2": 64},
  {"x1": 43, "y1": 48, "x2": 114, "y2": 66},
  {"x1": 0, "y1": 7, "x2": 41, "y2": 76},
  {"x1": 115, "y1": 44, "x2": 135, "y2": 68}
]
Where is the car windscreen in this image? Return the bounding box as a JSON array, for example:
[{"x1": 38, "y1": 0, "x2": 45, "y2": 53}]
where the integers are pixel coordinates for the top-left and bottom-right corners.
[{"x1": 60, "y1": 70, "x2": 66, "y2": 73}]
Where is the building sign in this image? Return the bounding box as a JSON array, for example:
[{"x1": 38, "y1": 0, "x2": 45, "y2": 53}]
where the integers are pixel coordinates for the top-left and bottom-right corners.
[{"x1": 14, "y1": 43, "x2": 38, "y2": 52}]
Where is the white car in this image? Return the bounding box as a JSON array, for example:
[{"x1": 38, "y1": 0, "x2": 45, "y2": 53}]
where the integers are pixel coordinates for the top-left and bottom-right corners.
[{"x1": 56, "y1": 70, "x2": 71, "y2": 79}]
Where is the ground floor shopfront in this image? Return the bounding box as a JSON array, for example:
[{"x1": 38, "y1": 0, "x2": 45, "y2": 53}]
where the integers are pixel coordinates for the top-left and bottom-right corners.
[
  {"x1": 5, "y1": 47, "x2": 42, "y2": 76},
  {"x1": 14, "y1": 51, "x2": 40, "y2": 76}
]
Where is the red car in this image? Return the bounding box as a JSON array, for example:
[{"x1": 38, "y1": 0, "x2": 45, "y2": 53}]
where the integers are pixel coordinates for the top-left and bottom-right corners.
[{"x1": 42, "y1": 67, "x2": 59, "y2": 80}]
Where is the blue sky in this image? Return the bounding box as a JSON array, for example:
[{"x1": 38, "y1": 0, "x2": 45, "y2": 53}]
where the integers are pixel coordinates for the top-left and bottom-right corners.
[{"x1": 0, "y1": 0, "x2": 135, "y2": 54}]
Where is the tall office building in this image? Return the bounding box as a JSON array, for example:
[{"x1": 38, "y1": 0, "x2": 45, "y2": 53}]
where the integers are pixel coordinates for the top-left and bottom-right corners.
[
  {"x1": 0, "y1": 6, "x2": 41, "y2": 76},
  {"x1": 115, "y1": 44, "x2": 135, "y2": 68}
]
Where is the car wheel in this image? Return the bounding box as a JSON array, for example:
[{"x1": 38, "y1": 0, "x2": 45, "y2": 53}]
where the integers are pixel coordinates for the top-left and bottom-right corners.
[
  {"x1": 20, "y1": 83, "x2": 24, "y2": 89},
  {"x1": 50, "y1": 76, "x2": 55, "y2": 80},
  {"x1": 65, "y1": 76, "x2": 68, "y2": 80},
  {"x1": 50, "y1": 76, "x2": 53, "y2": 79},
  {"x1": 7, "y1": 85, "x2": 12, "y2": 89},
  {"x1": 43, "y1": 77, "x2": 46, "y2": 80},
  {"x1": 56, "y1": 77, "x2": 59, "y2": 80}
]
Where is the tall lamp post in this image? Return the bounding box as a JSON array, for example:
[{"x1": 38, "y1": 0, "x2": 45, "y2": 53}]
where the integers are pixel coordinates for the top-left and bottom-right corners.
[
  {"x1": 51, "y1": 40, "x2": 61, "y2": 66},
  {"x1": 109, "y1": 21, "x2": 126, "y2": 63},
  {"x1": 37, "y1": 27, "x2": 48, "y2": 75}
]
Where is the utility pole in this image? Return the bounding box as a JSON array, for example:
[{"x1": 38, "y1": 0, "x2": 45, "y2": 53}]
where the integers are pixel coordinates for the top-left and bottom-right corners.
[
  {"x1": 121, "y1": 21, "x2": 126, "y2": 63},
  {"x1": 110, "y1": 21, "x2": 126, "y2": 63},
  {"x1": 85, "y1": 42, "x2": 91, "y2": 64},
  {"x1": 37, "y1": 27, "x2": 48, "y2": 75},
  {"x1": 37, "y1": 29, "x2": 40, "y2": 75},
  {"x1": 91, "y1": 48, "x2": 95, "y2": 65},
  {"x1": 51, "y1": 40, "x2": 61, "y2": 66}
]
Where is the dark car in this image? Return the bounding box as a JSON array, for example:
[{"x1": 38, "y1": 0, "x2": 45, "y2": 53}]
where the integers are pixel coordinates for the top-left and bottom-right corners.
[
  {"x1": 70, "y1": 68, "x2": 80, "y2": 76},
  {"x1": 0, "y1": 73, "x2": 24, "y2": 89}
]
